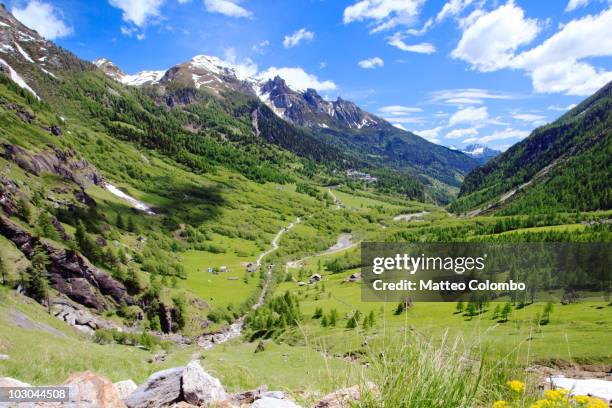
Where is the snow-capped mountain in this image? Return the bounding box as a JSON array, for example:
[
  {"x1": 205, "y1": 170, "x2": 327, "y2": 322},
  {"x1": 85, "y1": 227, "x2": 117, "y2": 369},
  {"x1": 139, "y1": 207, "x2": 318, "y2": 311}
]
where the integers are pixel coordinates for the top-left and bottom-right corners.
[
  {"x1": 93, "y1": 58, "x2": 165, "y2": 86},
  {"x1": 454, "y1": 144, "x2": 500, "y2": 163},
  {"x1": 93, "y1": 54, "x2": 386, "y2": 131},
  {"x1": 256, "y1": 75, "x2": 383, "y2": 129}
]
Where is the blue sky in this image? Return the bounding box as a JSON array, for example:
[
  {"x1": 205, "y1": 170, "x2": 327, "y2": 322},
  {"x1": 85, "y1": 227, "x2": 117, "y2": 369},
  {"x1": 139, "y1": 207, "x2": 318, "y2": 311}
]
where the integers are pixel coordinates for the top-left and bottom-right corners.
[{"x1": 6, "y1": 0, "x2": 612, "y2": 150}]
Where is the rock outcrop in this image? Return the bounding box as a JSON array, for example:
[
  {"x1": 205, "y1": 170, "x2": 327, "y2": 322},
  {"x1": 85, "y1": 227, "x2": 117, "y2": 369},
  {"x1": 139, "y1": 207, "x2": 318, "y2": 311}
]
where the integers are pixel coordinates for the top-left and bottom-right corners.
[
  {"x1": 63, "y1": 372, "x2": 126, "y2": 408},
  {"x1": 52, "y1": 299, "x2": 123, "y2": 334},
  {"x1": 2, "y1": 144, "x2": 104, "y2": 189},
  {"x1": 0, "y1": 215, "x2": 134, "y2": 311}
]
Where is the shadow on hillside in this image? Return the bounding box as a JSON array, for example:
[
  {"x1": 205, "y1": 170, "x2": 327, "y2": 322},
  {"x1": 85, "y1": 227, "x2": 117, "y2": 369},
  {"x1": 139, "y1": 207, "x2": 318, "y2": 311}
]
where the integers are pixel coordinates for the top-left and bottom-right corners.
[{"x1": 152, "y1": 178, "x2": 227, "y2": 226}]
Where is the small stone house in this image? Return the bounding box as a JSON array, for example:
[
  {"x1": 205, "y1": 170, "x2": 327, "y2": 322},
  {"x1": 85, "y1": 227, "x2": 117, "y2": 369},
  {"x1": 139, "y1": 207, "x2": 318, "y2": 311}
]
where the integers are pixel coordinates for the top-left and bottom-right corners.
[{"x1": 309, "y1": 274, "x2": 322, "y2": 284}]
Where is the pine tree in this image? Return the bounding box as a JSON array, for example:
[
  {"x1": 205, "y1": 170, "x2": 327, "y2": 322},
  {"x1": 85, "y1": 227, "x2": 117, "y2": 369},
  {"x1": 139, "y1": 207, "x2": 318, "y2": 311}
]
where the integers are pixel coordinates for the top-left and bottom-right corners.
[
  {"x1": 127, "y1": 217, "x2": 138, "y2": 233},
  {"x1": 116, "y1": 213, "x2": 125, "y2": 230},
  {"x1": 329, "y1": 309, "x2": 338, "y2": 326},
  {"x1": 321, "y1": 315, "x2": 328, "y2": 327},
  {"x1": 16, "y1": 197, "x2": 32, "y2": 224},
  {"x1": 501, "y1": 302, "x2": 512, "y2": 322},
  {"x1": 27, "y1": 246, "x2": 50, "y2": 305},
  {"x1": 367, "y1": 310, "x2": 375, "y2": 327},
  {"x1": 0, "y1": 255, "x2": 7, "y2": 285},
  {"x1": 394, "y1": 301, "x2": 405, "y2": 315},
  {"x1": 456, "y1": 301, "x2": 464, "y2": 314},
  {"x1": 36, "y1": 212, "x2": 59, "y2": 241}
]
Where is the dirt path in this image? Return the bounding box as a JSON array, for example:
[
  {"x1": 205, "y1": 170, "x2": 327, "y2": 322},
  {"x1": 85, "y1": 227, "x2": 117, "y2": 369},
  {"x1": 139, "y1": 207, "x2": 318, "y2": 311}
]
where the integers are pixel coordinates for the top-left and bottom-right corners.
[
  {"x1": 286, "y1": 233, "x2": 358, "y2": 271},
  {"x1": 328, "y1": 188, "x2": 343, "y2": 209},
  {"x1": 393, "y1": 211, "x2": 430, "y2": 221},
  {"x1": 197, "y1": 217, "x2": 300, "y2": 349}
]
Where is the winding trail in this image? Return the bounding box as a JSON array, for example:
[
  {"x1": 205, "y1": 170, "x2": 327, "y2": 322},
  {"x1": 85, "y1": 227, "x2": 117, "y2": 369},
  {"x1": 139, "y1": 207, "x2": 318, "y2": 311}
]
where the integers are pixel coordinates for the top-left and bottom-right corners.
[
  {"x1": 197, "y1": 217, "x2": 300, "y2": 349},
  {"x1": 328, "y1": 188, "x2": 343, "y2": 209},
  {"x1": 286, "y1": 234, "x2": 358, "y2": 271}
]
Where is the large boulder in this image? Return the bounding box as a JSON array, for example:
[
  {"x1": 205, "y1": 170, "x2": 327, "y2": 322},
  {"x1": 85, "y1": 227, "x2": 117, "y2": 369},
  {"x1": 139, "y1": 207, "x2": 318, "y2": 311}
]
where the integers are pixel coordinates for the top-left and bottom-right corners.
[
  {"x1": 182, "y1": 360, "x2": 227, "y2": 406},
  {"x1": 251, "y1": 393, "x2": 302, "y2": 408},
  {"x1": 63, "y1": 372, "x2": 126, "y2": 408},
  {"x1": 0, "y1": 377, "x2": 31, "y2": 387},
  {"x1": 113, "y1": 379, "x2": 138, "y2": 400},
  {"x1": 124, "y1": 367, "x2": 183, "y2": 408}
]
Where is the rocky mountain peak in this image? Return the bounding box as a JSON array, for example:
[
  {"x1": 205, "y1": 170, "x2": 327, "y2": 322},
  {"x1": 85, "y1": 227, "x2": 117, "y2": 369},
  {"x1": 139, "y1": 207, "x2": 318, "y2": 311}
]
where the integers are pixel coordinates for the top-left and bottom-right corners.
[{"x1": 93, "y1": 58, "x2": 125, "y2": 81}]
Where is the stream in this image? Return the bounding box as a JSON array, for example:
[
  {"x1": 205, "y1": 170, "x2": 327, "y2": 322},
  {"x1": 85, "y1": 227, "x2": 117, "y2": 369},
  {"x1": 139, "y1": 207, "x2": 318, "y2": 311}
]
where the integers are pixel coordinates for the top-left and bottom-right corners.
[{"x1": 196, "y1": 218, "x2": 300, "y2": 349}]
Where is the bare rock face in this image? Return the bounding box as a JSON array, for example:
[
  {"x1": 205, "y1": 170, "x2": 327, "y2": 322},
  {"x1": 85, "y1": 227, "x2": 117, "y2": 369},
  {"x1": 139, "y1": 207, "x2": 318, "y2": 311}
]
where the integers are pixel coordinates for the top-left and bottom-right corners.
[
  {"x1": 2, "y1": 144, "x2": 103, "y2": 188},
  {"x1": 314, "y1": 383, "x2": 377, "y2": 408},
  {"x1": 182, "y1": 360, "x2": 227, "y2": 406},
  {"x1": 63, "y1": 372, "x2": 126, "y2": 408},
  {"x1": 113, "y1": 379, "x2": 138, "y2": 400},
  {"x1": 0, "y1": 215, "x2": 134, "y2": 311},
  {"x1": 124, "y1": 367, "x2": 183, "y2": 408}
]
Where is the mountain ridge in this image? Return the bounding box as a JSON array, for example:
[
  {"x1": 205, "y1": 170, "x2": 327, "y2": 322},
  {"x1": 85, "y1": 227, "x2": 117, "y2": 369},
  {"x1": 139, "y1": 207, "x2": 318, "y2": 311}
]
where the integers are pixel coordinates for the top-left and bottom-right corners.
[{"x1": 451, "y1": 80, "x2": 612, "y2": 214}]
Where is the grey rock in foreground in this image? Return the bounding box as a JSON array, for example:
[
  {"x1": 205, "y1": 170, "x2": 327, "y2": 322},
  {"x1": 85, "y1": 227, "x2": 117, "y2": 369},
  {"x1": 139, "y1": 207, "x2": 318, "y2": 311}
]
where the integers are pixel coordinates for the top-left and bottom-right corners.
[
  {"x1": 124, "y1": 367, "x2": 183, "y2": 408},
  {"x1": 182, "y1": 360, "x2": 227, "y2": 405}
]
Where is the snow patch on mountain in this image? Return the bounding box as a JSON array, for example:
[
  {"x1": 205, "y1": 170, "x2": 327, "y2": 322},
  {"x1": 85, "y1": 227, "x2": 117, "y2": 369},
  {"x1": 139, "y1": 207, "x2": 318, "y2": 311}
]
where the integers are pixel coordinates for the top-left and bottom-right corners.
[
  {"x1": 14, "y1": 42, "x2": 33, "y2": 63},
  {"x1": 0, "y1": 58, "x2": 39, "y2": 99},
  {"x1": 120, "y1": 70, "x2": 165, "y2": 86}
]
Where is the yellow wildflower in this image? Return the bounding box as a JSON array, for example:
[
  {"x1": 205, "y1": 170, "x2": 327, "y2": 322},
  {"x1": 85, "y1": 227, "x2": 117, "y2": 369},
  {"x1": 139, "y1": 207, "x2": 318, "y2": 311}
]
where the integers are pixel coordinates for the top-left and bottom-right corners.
[
  {"x1": 543, "y1": 388, "x2": 570, "y2": 401},
  {"x1": 507, "y1": 380, "x2": 526, "y2": 393},
  {"x1": 492, "y1": 400, "x2": 511, "y2": 408},
  {"x1": 573, "y1": 395, "x2": 591, "y2": 405},
  {"x1": 529, "y1": 399, "x2": 553, "y2": 408}
]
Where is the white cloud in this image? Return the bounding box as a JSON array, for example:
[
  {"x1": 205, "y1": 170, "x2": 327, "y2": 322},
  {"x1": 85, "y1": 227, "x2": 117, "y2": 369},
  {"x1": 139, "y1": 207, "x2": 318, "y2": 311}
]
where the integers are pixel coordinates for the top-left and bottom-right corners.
[
  {"x1": 12, "y1": 1, "x2": 73, "y2": 39},
  {"x1": 388, "y1": 32, "x2": 436, "y2": 53},
  {"x1": 510, "y1": 7, "x2": 612, "y2": 95},
  {"x1": 343, "y1": 0, "x2": 426, "y2": 32},
  {"x1": 453, "y1": 3, "x2": 612, "y2": 96},
  {"x1": 463, "y1": 127, "x2": 529, "y2": 144},
  {"x1": 223, "y1": 47, "x2": 258, "y2": 79},
  {"x1": 430, "y1": 88, "x2": 516, "y2": 105},
  {"x1": 378, "y1": 105, "x2": 423, "y2": 115},
  {"x1": 449, "y1": 106, "x2": 488, "y2": 125},
  {"x1": 283, "y1": 28, "x2": 314, "y2": 48},
  {"x1": 204, "y1": 0, "x2": 252, "y2": 18},
  {"x1": 547, "y1": 103, "x2": 577, "y2": 111},
  {"x1": 358, "y1": 57, "x2": 384, "y2": 69},
  {"x1": 436, "y1": 0, "x2": 474, "y2": 23},
  {"x1": 319, "y1": 61, "x2": 327, "y2": 69},
  {"x1": 417, "y1": 126, "x2": 444, "y2": 143},
  {"x1": 108, "y1": 0, "x2": 163, "y2": 27},
  {"x1": 451, "y1": 1, "x2": 540, "y2": 72},
  {"x1": 383, "y1": 116, "x2": 425, "y2": 124},
  {"x1": 446, "y1": 127, "x2": 478, "y2": 139},
  {"x1": 565, "y1": 0, "x2": 590, "y2": 12},
  {"x1": 257, "y1": 67, "x2": 336, "y2": 92},
  {"x1": 513, "y1": 113, "x2": 547, "y2": 125},
  {"x1": 252, "y1": 40, "x2": 269, "y2": 53}
]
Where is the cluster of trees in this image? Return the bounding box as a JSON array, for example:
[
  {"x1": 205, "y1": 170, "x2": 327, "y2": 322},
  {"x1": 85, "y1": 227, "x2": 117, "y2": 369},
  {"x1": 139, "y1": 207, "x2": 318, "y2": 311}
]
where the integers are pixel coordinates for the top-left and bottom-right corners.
[
  {"x1": 245, "y1": 291, "x2": 301, "y2": 338},
  {"x1": 312, "y1": 307, "x2": 376, "y2": 330}
]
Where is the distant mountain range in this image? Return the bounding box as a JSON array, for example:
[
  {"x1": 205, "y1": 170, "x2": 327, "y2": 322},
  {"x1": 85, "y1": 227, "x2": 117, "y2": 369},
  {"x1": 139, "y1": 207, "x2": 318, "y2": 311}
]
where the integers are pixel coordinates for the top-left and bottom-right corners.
[
  {"x1": 451, "y1": 81, "x2": 612, "y2": 215},
  {"x1": 450, "y1": 144, "x2": 501, "y2": 163},
  {"x1": 89, "y1": 52, "x2": 481, "y2": 201}
]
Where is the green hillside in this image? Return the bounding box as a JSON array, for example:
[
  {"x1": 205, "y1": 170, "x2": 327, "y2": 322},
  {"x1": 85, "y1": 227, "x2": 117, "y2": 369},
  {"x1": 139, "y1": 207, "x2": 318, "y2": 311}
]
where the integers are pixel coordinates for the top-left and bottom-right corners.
[{"x1": 451, "y1": 81, "x2": 612, "y2": 215}]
